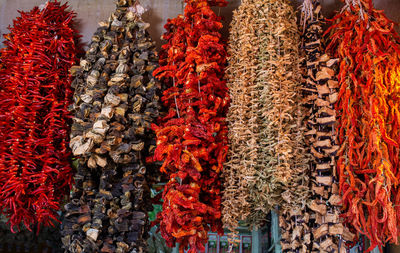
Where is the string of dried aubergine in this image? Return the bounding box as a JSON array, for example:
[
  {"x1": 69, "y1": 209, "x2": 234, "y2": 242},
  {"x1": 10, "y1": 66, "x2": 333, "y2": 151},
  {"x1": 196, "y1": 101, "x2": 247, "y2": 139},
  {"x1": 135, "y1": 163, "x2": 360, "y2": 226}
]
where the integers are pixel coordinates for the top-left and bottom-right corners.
[
  {"x1": 0, "y1": 1, "x2": 80, "y2": 230},
  {"x1": 222, "y1": 0, "x2": 259, "y2": 243},
  {"x1": 62, "y1": 1, "x2": 160, "y2": 252},
  {"x1": 300, "y1": 1, "x2": 354, "y2": 252},
  {"x1": 152, "y1": 0, "x2": 229, "y2": 252},
  {"x1": 326, "y1": 0, "x2": 400, "y2": 250}
]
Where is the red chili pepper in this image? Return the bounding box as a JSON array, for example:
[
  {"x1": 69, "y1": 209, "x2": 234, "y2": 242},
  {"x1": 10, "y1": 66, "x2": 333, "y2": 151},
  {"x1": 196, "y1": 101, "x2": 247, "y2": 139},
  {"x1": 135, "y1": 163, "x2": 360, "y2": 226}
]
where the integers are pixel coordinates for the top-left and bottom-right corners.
[
  {"x1": 0, "y1": 1, "x2": 81, "y2": 231},
  {"x1": 326, "y1": 0, "x2": 400, "y2": 250}
]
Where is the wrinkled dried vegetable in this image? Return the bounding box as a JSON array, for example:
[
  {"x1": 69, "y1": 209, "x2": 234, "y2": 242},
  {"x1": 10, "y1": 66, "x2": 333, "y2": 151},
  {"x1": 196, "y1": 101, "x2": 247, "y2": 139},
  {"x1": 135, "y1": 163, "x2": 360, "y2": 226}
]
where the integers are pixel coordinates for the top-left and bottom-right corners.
[
  {"x1": 251, "y1": 0, "x2": 310, "y2": 219},
  {"x1": 0, "y1": 1, "x2": 80, "y2": 230},
  {"x1": 62, "y1": 1, "x2": 160, "y2": 252},
  {"x1": 222, "y1": 0, "x2": 259, "y2": 241},
  {"x1": 152, "y1": 0, "x2": 229, "y2": 252},
  {"x1": 301, "y1": 1, "x2": 354, "y2": 252},
  {"x1": 326, "y1": 0, "x2": 400, "y2": 250}
]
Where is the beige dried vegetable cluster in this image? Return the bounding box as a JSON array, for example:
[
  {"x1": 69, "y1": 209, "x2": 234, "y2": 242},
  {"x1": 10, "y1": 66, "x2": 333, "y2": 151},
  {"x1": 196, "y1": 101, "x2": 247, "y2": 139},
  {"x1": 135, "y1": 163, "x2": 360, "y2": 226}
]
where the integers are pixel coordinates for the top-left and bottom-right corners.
[
  {"x1": 222, "y1": 0, "x2": 259, "y2": 241},
  {"x1": 223, "y1": 0, "x2": 310, "y2": 241}
]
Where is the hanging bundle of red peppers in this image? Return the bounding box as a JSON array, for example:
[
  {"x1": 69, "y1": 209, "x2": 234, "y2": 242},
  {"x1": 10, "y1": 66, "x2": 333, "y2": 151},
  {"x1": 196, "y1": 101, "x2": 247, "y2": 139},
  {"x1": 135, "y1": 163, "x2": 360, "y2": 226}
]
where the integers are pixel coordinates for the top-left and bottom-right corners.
[
  {"x1": 152, "y1": 0, "x2": 229, "y2": 252},
  {"x1": 0, "y1": 1, "x2": 80, "y2": 231},
  {"x1": 326, "y1": 0, "x2": 400, "y2": 250}
]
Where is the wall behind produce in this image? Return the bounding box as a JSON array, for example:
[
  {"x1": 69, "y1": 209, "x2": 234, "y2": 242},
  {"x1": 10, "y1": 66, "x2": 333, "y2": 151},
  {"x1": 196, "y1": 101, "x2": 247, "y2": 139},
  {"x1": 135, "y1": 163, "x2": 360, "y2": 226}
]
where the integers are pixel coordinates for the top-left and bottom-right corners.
[
  {"x1": 0, "y1": 0, "x2": 400, "y2": 252},
  {"x1": 0, "y1": 0, "x2": 399, "y2": 49}
]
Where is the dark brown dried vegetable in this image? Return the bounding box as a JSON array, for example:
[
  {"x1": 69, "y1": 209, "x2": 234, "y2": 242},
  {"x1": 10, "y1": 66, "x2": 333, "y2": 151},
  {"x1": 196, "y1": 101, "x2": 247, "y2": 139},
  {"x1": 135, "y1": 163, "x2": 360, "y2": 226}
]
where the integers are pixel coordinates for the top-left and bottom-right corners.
[{"x1": 61, "y1": 1, "x2": 160, "y2": 252}]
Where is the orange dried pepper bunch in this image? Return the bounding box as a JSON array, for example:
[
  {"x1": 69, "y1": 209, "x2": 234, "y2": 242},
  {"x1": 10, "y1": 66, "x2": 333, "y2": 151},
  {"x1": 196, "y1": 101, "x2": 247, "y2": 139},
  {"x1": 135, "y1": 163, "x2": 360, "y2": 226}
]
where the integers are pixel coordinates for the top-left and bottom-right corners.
[
  {"x1": 0, "y1": 1, "x2": 80, "y2": 231},
  {"x1": 152, "y1": 0, "x2": 229, "y2": 252},
  {"x1": 326, "y1": 0, "x2": 400, "y2": 250}
]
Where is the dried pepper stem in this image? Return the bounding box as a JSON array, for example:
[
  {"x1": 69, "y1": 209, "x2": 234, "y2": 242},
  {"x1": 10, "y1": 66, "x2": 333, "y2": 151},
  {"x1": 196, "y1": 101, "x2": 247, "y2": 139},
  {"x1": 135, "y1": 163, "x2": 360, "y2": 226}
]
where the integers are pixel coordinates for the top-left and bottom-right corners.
[
  {"x1": 0, "y1": 1, "x2": 80, "y2": 231},
  {"x1": 326, "y1": 0, "x2": 400, "y2": 250}
]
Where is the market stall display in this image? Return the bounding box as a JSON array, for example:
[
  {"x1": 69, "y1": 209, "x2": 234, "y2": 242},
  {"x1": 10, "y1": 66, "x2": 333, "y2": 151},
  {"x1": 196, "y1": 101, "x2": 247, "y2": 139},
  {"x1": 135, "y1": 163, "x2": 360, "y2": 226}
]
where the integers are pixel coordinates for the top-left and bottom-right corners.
[
  {"x1": 0, "y1": 1, "x2": 80, "y2": 231},
  {"x1": 62, "y1": 0, "x2": 160, "y2": 252}
]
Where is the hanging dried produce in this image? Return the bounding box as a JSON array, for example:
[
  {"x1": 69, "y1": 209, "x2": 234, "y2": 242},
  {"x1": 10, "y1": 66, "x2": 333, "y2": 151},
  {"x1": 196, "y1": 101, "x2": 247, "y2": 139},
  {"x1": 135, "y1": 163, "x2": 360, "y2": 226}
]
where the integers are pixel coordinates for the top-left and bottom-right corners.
[
  {"x1": 152, "y1": 0, "x2": 229, "y2": 252},
  {"x1": 300, "y1": 1, "x2": 355, "y2": 252},
  {"x1": 326, "y1": 0, "x2": 400, "y2": 250},
  {"x1": 251, "y1": 0, "x2": 310, "y2": 221},
  {"x1": 222, "y1": 0, "x2": 259, "y2": 242},
  {"x1": 0, "y1": 1, "x2": 80, "y2": 230},
  {"x1": 61, "y1": 1, "x2": 160, "y2": 252}
]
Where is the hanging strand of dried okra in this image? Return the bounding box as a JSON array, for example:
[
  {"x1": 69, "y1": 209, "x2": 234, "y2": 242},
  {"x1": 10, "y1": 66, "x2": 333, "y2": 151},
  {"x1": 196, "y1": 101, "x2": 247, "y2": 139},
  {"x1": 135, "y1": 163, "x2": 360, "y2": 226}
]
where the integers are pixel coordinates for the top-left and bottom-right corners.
[
  {"x1": 62, "y1": 1, "x2": 160, "y2": 252},
  {"x1": 222, "y1": 0, "x2": 259, "y2": 243},
  {"x1": 326, "y1": 0, "x2": 400, "y2": 250},
  {"x1": 300, "y1": 0, "x2": 355, "y2": 252},
  {"x1": 0, "y1": 1, "x2": 81, "y2": 231},
  {"x1": 257, "y1": 0, "x2": 312, "y2": 252}
]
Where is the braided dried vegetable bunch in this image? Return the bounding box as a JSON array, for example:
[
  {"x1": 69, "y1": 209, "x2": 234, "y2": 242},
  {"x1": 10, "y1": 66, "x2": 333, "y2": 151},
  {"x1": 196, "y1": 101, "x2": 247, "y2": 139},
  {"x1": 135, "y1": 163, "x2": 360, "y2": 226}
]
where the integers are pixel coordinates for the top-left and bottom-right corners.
[
  {"x1": 326, "y1": 0, "x2": 400, "y2": 250},
  {"x1": 152, "y1": 0, "x2": 229, "y2": 252},
  {"x1": 0, "y1": 1, "x2": 80, "y2": 231},
  {"x1": 222, "y1": 0, "x2": 259, "y2": 242},
  {"x1": 62, "y1": 1, "x2": 160, "y2": 252},
  {"x1": 301, "y1": 1, "x2": 355, "y2": 252}
]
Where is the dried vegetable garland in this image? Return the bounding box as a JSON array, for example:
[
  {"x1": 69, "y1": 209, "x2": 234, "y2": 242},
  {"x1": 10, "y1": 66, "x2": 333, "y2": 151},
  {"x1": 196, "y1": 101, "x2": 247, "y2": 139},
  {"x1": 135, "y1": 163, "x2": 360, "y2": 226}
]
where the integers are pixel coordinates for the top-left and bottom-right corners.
[
  {"x1": 62, "y1": 1, "x2": 160, "y2": 252},
  {"x1": 300, "y1": 0, "x2": 354, "y2": 252},
  {"x1": 0, "y1": 1, "x2": 80, "y2": 230},
  {"x1": 326, "y1": 0, "x2": 400, "y2": 250},
  {"x1": 152, "y1": 0, "x2": 229, "y2": 252},
  {"x1": 252, "y1": 0, "x2": 310, "y2": 219},
  {"x1": 222, "y1": 0, "x2": 258, "y2": 241}
]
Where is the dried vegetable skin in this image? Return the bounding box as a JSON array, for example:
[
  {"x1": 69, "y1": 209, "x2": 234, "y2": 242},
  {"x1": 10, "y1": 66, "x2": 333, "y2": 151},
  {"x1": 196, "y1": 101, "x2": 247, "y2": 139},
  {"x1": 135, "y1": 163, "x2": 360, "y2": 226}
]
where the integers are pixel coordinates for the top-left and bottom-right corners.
[
  {"x1": 0, "y1": 1, "x2": 80, "y2": 231},
  {"x1": 61, "y1": 1, "x2": 160, "y2": 252},
  {"x1": 326, "y1": 0, "x2": 400, "y2": 250},
  {"x1": 222, "y1": 0, "x2": 259, "y2": 241},
  {"x1": 152, "y1": 0, "x2": 229, "y2": 252},
  {"x1": 300, "y1": 1, "x2": 354, "y2": 252}
]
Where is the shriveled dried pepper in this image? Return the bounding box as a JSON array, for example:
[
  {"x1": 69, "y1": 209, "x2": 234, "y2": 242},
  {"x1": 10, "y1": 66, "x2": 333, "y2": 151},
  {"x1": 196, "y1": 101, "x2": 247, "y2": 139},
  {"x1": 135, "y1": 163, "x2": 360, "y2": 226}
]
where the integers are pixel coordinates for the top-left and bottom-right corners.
[
  {"x1": 326, "y1": 0, "x2": 400, "y2": 250},
  {"x1": 152, "y1": 0, "x2": 229, "y2": 252},
  {"x1": 0, "y1": 1, "x2": 80, "y2": 231}
]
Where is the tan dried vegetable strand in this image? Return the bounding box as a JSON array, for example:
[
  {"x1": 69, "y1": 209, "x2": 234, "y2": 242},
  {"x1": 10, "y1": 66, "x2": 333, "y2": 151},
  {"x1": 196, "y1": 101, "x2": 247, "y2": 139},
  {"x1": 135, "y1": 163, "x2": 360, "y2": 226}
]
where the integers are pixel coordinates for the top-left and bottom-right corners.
[
  {"x1": 247, "y1": 0, "x2": 309, "y2": 224},
  {"x1": 222, "y1": 0, "x2": 259, "y2": 241}
]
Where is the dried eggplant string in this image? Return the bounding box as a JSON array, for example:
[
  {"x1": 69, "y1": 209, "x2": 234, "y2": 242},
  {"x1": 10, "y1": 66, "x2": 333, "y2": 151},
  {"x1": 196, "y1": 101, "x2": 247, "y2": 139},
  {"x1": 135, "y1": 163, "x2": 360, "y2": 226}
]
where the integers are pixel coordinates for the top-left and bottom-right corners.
[
  {"x1": 300, "y1": 1, "x2": 355, "y2": 252},
  {"x1": 326, "y1": 0, "x2": 400, "y2": 250},
  {"x1": 62, "y1": 1, "x2": 160, "y2": 252},
  {"x1": 222, "y1": 0, "x2": 259, "y2": 243}
]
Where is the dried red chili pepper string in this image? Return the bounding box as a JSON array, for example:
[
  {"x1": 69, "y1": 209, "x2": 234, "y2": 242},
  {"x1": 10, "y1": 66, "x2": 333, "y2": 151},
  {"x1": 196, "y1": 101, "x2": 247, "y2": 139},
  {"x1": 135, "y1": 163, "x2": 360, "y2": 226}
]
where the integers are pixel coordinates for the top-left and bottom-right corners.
[
  {"x1": 0, "y1": 1, "x2": 80, "y2": 231},
  {"x1": 152, "y1": 0, "x2": 229, "y2": 252},
  {"x1": 326, "y1": 0, "x2": 400, "y2": 250}
]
